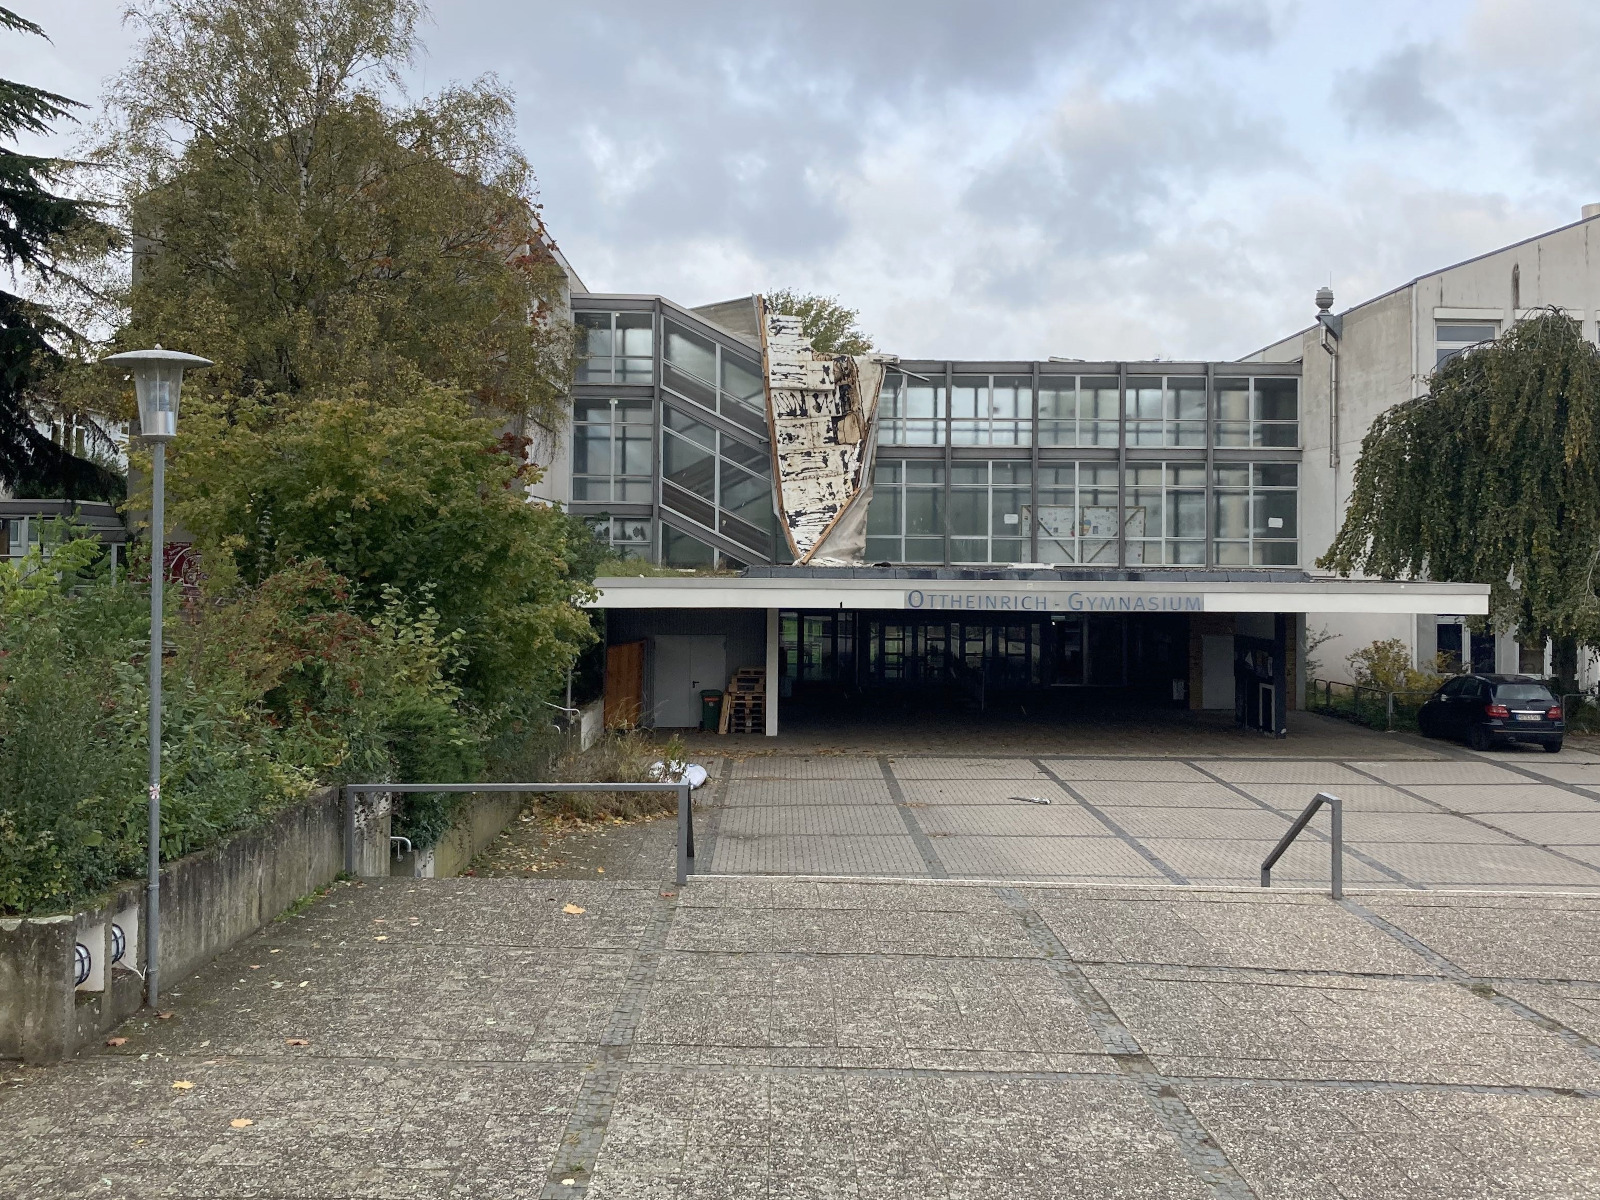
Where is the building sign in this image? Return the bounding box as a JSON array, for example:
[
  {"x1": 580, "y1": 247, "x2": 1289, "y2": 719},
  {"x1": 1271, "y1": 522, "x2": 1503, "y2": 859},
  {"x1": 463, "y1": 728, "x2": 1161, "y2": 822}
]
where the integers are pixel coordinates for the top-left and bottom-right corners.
[{"x1": 904, "y1": 589, "x2": 1204, "y2": 613}]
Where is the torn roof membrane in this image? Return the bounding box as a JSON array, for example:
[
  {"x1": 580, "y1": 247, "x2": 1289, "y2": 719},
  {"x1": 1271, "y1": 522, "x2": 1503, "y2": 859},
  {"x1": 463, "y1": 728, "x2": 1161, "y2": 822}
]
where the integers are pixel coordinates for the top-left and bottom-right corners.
[{"x1": 757, "y1": 299, "x2": 889, "y2": 566}]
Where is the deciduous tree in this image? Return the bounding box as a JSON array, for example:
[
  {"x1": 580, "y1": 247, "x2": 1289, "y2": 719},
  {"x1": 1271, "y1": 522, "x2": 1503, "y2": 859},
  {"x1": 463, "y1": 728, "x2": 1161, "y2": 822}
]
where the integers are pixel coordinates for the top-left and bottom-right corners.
[{"x1": 765, "y1": 289, "x2": 874, "y2": 356}]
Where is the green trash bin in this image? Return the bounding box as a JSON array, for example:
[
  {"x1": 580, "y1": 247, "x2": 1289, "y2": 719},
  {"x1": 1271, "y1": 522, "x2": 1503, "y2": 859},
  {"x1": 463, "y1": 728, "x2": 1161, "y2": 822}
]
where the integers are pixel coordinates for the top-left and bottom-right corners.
[{"x1": 700, "y1": 689, "x2": 724, "y2": 731}]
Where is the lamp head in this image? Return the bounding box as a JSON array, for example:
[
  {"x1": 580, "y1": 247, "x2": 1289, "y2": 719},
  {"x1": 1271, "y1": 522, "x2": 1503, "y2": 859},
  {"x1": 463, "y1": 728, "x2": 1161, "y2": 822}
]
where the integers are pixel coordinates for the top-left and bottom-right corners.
[{"x1": 103, "y1": 345, "x2": 213, "y2": 441}]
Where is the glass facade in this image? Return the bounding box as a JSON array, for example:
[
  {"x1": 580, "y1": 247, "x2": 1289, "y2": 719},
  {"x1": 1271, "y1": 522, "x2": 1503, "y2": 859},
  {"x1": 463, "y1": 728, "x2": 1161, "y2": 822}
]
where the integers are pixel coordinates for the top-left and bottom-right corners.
[
  {"x1": 1212, "y1": 462, "x2": 1298, "y2": 566},
  {"x1": 865, "y1": 460, "x2": 945, "y2": 564},
  {"x1": 662, "y1": 321, "x2": 766, "y2": 436},
  {"x1": 568, "y1": 299, "x2": 1302, "y2": 570},
  {"x1": 572, "y1": 399, "x2": 653, "y2": 502},
  {"x1": 659, "y1": 405, "x2": 775, "y2": 561},
  {"x1": 575, "y1": 311, "x2": 654, "y2": 383}
]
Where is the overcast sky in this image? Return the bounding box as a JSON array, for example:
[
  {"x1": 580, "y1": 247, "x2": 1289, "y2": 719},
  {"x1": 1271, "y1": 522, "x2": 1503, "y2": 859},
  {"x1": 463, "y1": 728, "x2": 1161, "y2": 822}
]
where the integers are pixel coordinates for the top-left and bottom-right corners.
[{"x1": 7, "y1": 0, "x2": 1598, "y2": 361}]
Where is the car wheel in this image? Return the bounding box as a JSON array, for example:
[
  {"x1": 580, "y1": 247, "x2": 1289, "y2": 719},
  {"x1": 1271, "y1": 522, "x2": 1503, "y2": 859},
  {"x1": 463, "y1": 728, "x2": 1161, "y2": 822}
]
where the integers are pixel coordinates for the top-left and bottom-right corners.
[
  {"x1": 1468, "y1": 725, "x2": 1492, "y2": 752},
  {"x1": 1544, "y1": 739, "x2": 1563, "y2": 754},
  {"x1": 1418, "y1": 711, "x2": 1436, "y2": 738}
]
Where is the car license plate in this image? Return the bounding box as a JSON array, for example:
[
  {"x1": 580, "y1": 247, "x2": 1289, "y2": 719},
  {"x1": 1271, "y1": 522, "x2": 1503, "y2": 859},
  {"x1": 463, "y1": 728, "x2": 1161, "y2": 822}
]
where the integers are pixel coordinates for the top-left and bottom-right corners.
[{"x1": 1515, "y1": 712, "x2": 1541, "y2": 722}]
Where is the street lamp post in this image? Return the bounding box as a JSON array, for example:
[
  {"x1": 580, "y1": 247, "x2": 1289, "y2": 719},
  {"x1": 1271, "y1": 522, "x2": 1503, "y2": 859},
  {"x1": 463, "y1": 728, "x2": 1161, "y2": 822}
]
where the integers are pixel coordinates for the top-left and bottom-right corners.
[{"x1": 103, "y1": 346, "x2": 212, "y2": 1008}]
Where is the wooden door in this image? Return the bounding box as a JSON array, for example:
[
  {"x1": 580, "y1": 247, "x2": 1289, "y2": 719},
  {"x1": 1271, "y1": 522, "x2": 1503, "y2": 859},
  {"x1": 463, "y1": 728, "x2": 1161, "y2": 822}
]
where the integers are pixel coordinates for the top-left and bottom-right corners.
[{"x1": 604, "y1": 641, "x2": 645, "y2": 728}]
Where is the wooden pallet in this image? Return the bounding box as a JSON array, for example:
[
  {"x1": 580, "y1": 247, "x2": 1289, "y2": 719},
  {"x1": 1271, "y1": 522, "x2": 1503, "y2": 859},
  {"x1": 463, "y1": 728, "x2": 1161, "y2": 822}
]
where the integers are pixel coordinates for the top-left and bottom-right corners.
[{"x1": 719, "y1": 668, "x2": 766, "y2": 734}]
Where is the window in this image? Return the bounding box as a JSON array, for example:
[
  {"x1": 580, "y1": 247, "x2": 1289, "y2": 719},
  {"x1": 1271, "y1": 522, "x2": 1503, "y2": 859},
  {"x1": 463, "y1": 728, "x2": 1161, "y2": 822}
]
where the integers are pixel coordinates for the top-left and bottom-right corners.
[
  {"x1": 951, "y1": 375, "x2": 1032, "y2": 445},
  {"x1": 1214, "y1": 377, "x2": 1299, "y2": 447},
  {"x1": 575, "y1": 312, "x2": 653, "y2": 383},
  {"x1": 1435, "y1": 321, "x2": 1498, "y2": 366},
  {"x1": 1124, "y1": 463, "x2": 1206, "y2": 565},
  {"x1": 1027, "y1": 463, "x2": 1119, "y2": 564},
  {"x1": 1213, "y1": 462, "x2": 1298, "y2": 566},
  {"x1": 878, "y1": 372, "x2": 947, "y2": 445},
  {"x1": 1038, "y1": 375, "x2": 1118, "y2": 447},
  {"x1": 662, "y1": 320, "x2": 767, "y2": 436},
  {"x1": 1126, "y1": 377, "x2": 1205, "y2": 447},
  {"x1": 572, "y1": 400, "x2": 653, "y2": 502},
  {"x1": 585, "y1": 516, "x2": 652, "y2": 560},
  {"x1": 659, "y1": 406, "x2": 775, "y2": 558},
  {"x1": 865, "y1": 460, "x2": 945, "y2": 563},
  {"x1": 948, "y1": 461, "x2": 1031, "y2": 563}
]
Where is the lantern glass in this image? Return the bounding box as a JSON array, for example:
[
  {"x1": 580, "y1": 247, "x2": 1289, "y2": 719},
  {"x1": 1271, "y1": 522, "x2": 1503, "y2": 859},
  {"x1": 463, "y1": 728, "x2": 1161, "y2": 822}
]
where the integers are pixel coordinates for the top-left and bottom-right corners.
[
  {"x1": 134, "y1": 362, "x2": 184, "y2": 440},
  {"x1": 103, "y1": 347, "x2": 213, "y2": 441}
]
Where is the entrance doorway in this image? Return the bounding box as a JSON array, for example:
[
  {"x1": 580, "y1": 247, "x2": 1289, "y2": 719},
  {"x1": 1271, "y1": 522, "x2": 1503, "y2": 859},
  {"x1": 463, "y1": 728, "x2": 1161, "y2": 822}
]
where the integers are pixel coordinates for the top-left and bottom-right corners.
[{"x1": 652, "y1": 635, "x2": 725, "y2": 727}]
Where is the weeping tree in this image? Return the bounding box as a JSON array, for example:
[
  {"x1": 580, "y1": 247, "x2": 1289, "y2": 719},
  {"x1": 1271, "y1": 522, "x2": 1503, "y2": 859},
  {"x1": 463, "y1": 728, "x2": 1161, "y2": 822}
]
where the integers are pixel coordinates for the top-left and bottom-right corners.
[{"x1": 1320, "y1": 309, "x2": 1600, "y2": 687}]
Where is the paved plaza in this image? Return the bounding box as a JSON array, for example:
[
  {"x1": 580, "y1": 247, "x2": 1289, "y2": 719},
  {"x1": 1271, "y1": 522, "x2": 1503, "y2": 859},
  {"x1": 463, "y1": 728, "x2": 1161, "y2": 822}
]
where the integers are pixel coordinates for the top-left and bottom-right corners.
[{"x1": 6, "y1": 729, "x2": 1600, "y2": 1197}]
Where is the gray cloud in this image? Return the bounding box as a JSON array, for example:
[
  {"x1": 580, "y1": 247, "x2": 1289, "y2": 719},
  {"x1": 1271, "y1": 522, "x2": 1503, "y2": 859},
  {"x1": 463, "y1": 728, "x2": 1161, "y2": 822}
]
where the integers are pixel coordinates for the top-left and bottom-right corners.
[{"x1": 1332, "y1": 44, "x2": 1456, "y2": 135}]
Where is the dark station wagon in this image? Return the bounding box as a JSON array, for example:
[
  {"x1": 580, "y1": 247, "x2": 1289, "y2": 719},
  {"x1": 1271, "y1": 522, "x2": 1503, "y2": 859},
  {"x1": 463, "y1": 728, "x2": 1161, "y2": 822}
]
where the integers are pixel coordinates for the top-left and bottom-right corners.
[{"x1": 1417, "y1": 673, "x2": 1565, "y2": 753}]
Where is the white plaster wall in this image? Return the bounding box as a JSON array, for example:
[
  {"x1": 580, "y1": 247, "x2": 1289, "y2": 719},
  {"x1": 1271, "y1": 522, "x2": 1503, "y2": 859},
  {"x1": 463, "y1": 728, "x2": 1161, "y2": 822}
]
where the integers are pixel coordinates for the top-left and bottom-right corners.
[{"x1": 1259, "y1": 213, "x2": 1600, "y2": 682}]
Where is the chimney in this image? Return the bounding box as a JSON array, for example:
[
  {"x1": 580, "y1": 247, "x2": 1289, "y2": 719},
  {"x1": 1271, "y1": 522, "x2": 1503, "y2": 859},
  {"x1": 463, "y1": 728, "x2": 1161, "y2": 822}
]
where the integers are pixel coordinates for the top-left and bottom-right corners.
[{"x1": 1583, "y1": 203, "x2": 1600, "y2": 220}]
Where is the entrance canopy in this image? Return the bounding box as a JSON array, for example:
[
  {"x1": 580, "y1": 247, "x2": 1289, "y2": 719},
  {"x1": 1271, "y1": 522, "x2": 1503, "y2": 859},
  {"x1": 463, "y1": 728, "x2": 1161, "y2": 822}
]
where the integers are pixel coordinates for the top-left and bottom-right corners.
[{"x1": 589, "y1": 566, "x2": 1489, "y2": 615}]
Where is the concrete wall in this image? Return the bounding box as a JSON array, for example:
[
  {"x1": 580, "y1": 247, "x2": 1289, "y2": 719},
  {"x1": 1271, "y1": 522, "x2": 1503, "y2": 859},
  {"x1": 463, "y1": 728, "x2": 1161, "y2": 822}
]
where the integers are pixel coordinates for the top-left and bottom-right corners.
[{"x1": 1, "y1": 786, "x2": 391, "y2": 1065}]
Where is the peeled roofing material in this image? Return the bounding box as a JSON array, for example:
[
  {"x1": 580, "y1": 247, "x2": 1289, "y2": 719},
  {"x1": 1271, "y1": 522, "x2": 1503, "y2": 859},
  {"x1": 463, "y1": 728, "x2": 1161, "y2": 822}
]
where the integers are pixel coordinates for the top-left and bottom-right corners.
[{"x1": 757, "y1": 296, "x2": 889, "y2": 565}]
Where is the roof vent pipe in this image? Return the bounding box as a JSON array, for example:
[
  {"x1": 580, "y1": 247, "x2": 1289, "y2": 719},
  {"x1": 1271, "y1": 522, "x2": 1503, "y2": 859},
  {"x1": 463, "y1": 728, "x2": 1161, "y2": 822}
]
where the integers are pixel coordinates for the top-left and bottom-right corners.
[
  {"x1": 1583, "y1": 203, "x2": 1600, "y2": 220},
  {"x1": 1315, "y1": 285, "x2": 1335, "y2": 313}
]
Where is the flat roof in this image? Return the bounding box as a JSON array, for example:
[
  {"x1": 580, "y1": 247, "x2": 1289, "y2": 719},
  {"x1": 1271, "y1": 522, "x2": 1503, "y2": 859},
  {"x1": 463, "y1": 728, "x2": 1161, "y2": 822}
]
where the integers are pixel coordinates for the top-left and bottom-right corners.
[{"x1": 592, "y1": 570, "x2": 1489, "y2": 616}]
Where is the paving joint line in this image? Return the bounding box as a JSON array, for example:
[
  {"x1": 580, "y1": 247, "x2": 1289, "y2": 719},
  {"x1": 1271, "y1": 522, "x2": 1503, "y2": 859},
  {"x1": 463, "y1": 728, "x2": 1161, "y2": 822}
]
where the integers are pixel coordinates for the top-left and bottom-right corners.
[
  {"x1": 995, "y1": 885, "x2": 1259, "y2": 1200},
  {"x1": 1341, "y1": 762, "x2": 1600, "y2": 881},
  {"x1": 622, "y1": 1059, "x2": 1600, "y2": 1100},
  {"x1": 538, "y1": 893, "x2": 678, "y2": 1199},
  {"x1": 879, "y1": 755, "x2": 949, "y2": 879},
  {"x1": 1183, "y1": 760, "x2": 1425, "y2": 890},
  {"x1": 1337, "y1": 895, "x2": 1600, "y2": 1067},
  {"x1": 1033, "y1": 758, "x2": 1191, "y2": 884},
  {"x1": 689, "y1": 756, "x2": 735, "y2": 876}
]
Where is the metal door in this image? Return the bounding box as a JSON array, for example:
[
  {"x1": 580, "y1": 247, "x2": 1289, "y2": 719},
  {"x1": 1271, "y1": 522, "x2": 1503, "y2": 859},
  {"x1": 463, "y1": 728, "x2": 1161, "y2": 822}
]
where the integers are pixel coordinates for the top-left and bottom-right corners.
[{"x1": 652, "y1": 635, "x2": 727, "y2": 727}]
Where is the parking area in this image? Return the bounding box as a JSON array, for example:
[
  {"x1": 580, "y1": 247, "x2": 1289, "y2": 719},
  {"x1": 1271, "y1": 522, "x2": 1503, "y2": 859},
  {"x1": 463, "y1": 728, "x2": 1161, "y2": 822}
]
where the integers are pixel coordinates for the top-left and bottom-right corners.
[{"x1": 692, "y1": 742, "x2": 1600, "y2": 891}]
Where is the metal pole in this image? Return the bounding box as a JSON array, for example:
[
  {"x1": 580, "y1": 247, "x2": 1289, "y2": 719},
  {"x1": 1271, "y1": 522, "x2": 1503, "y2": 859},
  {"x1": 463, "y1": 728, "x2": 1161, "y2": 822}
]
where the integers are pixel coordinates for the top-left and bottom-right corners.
[
  {"x1": 147, "y1": 441, "x2": 165, "y2": 1007},
  {"x1": 1330, "y1": 794, "x2": 1344, "y2": 900},
  {"x1": 676, "y1": 779, "x2": 689, "y2": 886}
]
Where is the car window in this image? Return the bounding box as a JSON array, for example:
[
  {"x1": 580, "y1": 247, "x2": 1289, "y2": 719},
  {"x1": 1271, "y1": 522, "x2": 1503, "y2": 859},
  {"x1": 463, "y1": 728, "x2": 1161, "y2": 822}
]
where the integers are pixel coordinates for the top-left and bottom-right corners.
[
  {"x1": 1493, "y1": 683, "x2": 1554, "y2": 703},
  {"x1": 1441, "y1": 677, "x2": 1467, "y2": 697},
  {"x1": 1468, "y1": 680, "x2": 1490, "y2": 701}
]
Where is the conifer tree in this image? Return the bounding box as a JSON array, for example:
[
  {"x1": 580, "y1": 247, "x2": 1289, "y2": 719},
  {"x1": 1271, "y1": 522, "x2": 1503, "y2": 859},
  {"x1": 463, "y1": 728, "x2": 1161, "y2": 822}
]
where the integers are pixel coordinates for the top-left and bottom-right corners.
[{"x1": 0, "y1": 8, "x2": 120, "y2": 501}]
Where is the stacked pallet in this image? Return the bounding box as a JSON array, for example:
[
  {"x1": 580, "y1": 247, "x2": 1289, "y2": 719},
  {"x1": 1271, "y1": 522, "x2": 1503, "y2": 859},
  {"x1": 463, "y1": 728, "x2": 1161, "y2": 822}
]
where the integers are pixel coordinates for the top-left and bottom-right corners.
[{"x1": 719, "y1": 668, "x2": 766, "y2": 734}]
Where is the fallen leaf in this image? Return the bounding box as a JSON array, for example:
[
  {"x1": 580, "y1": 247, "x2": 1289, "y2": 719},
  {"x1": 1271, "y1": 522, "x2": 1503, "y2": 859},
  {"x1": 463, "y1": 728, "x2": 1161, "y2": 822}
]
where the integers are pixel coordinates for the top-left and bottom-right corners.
[
  {"x1": 249, "y1": 965, "x2": 261, "y2": 970},
  {"x1": 373, "y1": 935, "x2": 388, "y2": 942},
  {"x1": 156, "y1": 1011, "x2": 175, "y2": 1020},
  {"x1": 596, "y1": 867, "x2": 604, "y2": 874},
  {"x1": 105, "y1": 1037, "x2": 127, "y2": 1047},
  {"x1": 171, "y1": 1080, "x2": 194, "y2": 1090},
  {"x1": 298, "y1": 981, "x2": 309, "y2": 988},
  {"x1": 562, "y1": 903, "x2": 586, "y2": 915},
  {"x1": 269, "y1": 949, "x2": 281, "y2": 954},
  {"x1": 230, "y1": 1118, "x2": 253, "y2": 1128},
  {"x1": 659, "y1": 891, "x2": 677, "y2": 898},
  {"x1": 284, "y1": 1038, "x2": 310, "y2": 1046}
]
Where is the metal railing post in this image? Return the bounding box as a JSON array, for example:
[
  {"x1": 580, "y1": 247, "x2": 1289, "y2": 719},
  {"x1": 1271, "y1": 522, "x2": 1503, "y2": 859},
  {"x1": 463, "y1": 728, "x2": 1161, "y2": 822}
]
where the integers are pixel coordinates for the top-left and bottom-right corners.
[
  {"x1": 677, "y1": 780, "x2": 690, "y2": 886},
  {"x1": 1386, "y1": 690, "x2": 1395, "y2": 730},
  {"x1": 1260, "y1": 791, "x2": 1343, "y2": 900}
]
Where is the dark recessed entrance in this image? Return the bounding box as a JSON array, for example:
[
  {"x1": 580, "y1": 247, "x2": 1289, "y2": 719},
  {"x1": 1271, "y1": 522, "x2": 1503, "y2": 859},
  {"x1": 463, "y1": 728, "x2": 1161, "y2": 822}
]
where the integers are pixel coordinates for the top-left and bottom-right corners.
[{"x1": 778, "y1": 610, "x2": 1191, "y2": 712}]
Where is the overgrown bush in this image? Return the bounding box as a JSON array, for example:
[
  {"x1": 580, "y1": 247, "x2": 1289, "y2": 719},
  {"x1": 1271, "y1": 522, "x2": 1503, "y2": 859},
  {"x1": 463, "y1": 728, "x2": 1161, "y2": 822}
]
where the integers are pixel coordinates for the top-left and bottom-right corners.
[
  {"x1": 1347, "y1": 638, "x2": 1444, "y2": 694},
  {"x1": 546, "y1": 730, "x2": 686, "y2": 823},
  {"x1": 0, "y1": 536, "x2": 534, "y2": 914}
]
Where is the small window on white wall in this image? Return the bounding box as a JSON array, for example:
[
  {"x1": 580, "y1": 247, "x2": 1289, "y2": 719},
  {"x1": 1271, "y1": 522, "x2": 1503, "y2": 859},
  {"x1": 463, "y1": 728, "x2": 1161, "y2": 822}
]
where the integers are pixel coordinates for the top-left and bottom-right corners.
[{"x1": 1435, "y1": 321, "x2": 1498, "y2": 366}]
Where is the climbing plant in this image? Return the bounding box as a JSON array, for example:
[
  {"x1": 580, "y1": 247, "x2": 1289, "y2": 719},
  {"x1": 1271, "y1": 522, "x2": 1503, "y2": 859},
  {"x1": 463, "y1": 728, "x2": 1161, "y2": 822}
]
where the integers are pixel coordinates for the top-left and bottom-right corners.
[{"x1": 1320, "y1": 309, "x2": 1600, "y2": 679}]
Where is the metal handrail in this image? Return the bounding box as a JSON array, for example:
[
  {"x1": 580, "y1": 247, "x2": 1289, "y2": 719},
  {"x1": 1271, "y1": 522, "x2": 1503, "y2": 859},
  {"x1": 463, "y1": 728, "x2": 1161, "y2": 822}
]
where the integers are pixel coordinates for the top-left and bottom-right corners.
[
  {"x1": 342, "y1": 780, "x2": 695, "y2": 885},
  {"x1": 1260, "y1": 791, "x2": 1343, "y2": 899}
]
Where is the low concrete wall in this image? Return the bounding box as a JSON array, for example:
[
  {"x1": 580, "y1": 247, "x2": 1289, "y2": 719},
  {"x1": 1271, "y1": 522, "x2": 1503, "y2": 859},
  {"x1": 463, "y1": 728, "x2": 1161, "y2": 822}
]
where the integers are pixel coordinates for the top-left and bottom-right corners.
[
  {"x1": 0, "y1": 785, "x2": 391, "y2": 1064},
  {"x1": 395, "y1": 789, "x2": 527, "y2": 880}
]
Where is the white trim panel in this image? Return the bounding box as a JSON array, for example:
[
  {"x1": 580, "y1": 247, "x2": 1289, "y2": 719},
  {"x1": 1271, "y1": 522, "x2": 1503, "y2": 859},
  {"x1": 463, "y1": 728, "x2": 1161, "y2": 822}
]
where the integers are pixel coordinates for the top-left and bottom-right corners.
[{"x1": 593, "y1": 576, "x2": 1489, "y2": 616}]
